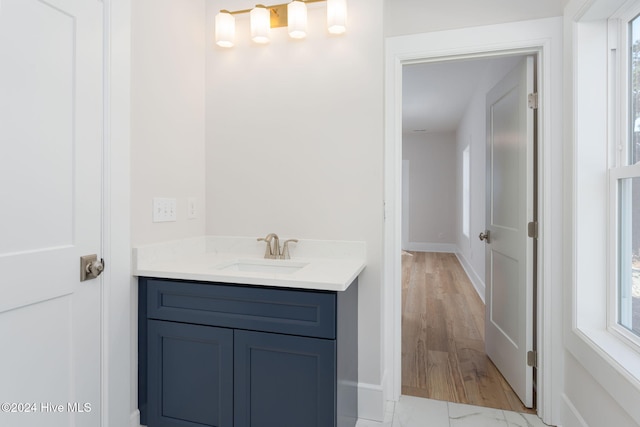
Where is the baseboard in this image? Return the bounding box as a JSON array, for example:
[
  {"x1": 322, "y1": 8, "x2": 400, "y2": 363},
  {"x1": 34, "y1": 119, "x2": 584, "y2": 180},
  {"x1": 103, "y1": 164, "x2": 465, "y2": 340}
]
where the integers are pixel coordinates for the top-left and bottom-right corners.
[
  {"x1": 131, "y1": 386, "x2": 385, "y2": 424},
  {"x1": 131, "y1": 409, "x2": 141, "y2": 427},
  {"x1": 454, "y1": 249, "x2": 485, "y2": 303},
  {"x1": 403, "y1": 242, "x2": 456, "y2": 253},
  {"x1": 561, "y1": 393, "x2": 588, "y2": 427},
  {"x1": 358, "y1": 381, "x2": 385, "y2": 422}
]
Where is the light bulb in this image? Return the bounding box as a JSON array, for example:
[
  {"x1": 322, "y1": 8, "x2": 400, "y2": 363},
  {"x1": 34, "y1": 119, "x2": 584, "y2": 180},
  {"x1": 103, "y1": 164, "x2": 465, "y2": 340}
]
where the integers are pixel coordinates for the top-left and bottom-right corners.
[
  {"x1": 215, "y1": 10, "x2": 235, "y2": 48},
  {"x1": 288, "y1": 1, "x2": 307, "y2": 39},
  {"x1": 251, "y1": 5, "x2": 270, "y2": 44},
  {"x1": 327, "y1": 0, "x2": 347, "y2": 35}
]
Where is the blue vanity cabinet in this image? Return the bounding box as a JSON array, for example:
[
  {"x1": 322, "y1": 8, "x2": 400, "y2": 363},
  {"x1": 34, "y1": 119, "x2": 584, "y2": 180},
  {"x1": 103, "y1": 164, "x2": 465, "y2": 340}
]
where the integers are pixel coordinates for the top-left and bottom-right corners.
[{"x1": 138, "y1": 276, "x2": 358, "y2": 427}]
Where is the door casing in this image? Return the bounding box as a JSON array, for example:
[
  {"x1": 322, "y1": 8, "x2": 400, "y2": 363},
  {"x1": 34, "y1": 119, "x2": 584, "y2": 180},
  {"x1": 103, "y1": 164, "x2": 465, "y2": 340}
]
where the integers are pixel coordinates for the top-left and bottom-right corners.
[
  {"x1": 99, "y1": 0, "x2": 132, "y2": 425},
  {"x1": 384, "y1": 17, "x2": 564, "y2": 426}
]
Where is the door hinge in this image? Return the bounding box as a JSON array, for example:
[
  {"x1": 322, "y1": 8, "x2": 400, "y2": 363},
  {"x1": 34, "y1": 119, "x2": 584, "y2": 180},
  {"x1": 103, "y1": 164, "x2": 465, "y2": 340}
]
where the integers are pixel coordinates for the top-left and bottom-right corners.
[
  {"x1": 527, "y1": 221, "x2": 538, "y2": 239},
  {"x1": 527, "y1": 350, "x2": 538, "y2": 368},
  {"x1": 528, "y1": 92, "x2": 538, "y2": 109}
]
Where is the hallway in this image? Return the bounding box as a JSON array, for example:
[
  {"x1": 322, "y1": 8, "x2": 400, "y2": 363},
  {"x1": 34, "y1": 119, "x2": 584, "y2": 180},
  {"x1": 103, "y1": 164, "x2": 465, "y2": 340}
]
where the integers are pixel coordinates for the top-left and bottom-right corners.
[{"x1": 401, "y1": 251, "x2": 534, "y2": 413}]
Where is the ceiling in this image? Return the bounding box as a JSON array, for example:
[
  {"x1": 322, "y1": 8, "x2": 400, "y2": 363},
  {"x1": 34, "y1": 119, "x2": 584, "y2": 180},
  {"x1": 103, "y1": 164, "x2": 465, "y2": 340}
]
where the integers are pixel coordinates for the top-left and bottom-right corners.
[{"x1": 402, "y1": 56, "x2": 521, "y2": 135}]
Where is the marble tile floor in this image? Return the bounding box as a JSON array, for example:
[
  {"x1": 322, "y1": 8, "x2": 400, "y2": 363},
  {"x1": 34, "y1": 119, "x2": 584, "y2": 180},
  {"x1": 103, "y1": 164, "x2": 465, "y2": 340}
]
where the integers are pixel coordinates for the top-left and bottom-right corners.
[{"x1": 356, "y1": 395, "x2": 552, "y2": 427}]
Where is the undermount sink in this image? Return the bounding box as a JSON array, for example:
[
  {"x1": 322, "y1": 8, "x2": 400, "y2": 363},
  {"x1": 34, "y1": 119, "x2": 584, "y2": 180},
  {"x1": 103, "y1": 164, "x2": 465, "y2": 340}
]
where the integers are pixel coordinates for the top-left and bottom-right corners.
[{"x1": 215, "y1": 259, "x2": 309, "y2": 275}]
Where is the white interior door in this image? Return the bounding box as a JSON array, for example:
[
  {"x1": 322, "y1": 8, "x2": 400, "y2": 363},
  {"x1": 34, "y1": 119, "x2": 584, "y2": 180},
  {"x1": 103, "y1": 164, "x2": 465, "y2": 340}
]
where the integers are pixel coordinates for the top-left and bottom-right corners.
[
  {"x1": 483, "y1": 56, "x2": 535, "y2": 408},
  {"x1": 0, "y1": 0, "x2": 104, "y2": 425}
]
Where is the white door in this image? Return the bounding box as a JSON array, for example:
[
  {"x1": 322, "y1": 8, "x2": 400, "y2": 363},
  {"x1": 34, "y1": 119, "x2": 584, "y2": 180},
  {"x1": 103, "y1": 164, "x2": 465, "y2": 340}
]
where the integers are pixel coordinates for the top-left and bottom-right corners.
[
  {"x1": 483, "y1": 56, "x2": 535, "y2": 408},
  {"x1": 0, "y1": 0, "x2": 104, "y2": 425}
]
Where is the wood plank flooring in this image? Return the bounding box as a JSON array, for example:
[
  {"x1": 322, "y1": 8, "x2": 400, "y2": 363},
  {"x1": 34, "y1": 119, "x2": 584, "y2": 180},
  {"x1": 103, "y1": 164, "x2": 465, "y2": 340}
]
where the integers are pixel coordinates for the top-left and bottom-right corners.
[{"x1": 401, "y1": 251, "x2": 535, "y2": 414}]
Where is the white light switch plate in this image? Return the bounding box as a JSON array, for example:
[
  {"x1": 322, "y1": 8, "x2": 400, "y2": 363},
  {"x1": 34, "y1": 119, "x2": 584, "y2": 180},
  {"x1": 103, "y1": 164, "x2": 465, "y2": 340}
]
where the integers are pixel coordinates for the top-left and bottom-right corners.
[
  {"x1": 153, "y1": 197, "x2": 177, "y2": 222},
  {"x1": 187, "y1": 197, "x2": 197, "y2": 219}
]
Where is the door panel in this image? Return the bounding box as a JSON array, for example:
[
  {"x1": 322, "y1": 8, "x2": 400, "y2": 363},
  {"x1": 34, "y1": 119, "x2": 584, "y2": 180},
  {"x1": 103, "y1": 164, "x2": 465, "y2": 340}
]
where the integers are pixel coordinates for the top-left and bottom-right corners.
[
  {"x1": 484, "y1": 56, "x2": 535, "y2": 408},
  {"x1": 0, "y1": 0, "x2": 75, "y2": 256},
  {"x1": 147, "y1": 320, "x2": 234, "y2": 427},
  {"x1": 234, "y1": 330, "x2": 336, "y2": 427},
  {"x1": 490, "y1": 87, "x2": 521, "y2": 231},
  {"x1": 490, "y1": 251, "x2": 520, "y2": 346},
  {"x1": 0, "y1": 0, "x2": 104, "y2": 425}
]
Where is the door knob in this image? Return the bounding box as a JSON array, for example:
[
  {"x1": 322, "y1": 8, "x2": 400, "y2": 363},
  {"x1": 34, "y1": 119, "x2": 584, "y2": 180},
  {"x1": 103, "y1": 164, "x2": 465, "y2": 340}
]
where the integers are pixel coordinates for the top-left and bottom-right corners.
[
  {"x1": 80, "y1": 254, "x2": 105, "y2": 282},
  {"x1": 479, "y1": 230, "x2": 490, "y2": 243}
]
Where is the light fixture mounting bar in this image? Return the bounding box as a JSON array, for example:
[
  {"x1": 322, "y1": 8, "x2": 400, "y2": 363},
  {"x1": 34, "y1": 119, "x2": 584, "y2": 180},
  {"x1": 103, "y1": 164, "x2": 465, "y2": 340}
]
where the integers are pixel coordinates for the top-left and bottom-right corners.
[{"x1": 222, "y1": 0, "x2": 325, "y2": 28}]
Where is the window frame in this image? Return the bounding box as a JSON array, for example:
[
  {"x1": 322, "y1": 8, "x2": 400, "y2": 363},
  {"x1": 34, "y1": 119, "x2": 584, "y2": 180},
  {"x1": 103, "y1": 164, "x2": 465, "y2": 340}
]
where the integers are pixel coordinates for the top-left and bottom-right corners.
[
  {"x1": 608, "y1": 2, "x2": 640, "y2": 354},
  {"x1": 569, "y1": 0, "x2": 640, "y2": 417}
]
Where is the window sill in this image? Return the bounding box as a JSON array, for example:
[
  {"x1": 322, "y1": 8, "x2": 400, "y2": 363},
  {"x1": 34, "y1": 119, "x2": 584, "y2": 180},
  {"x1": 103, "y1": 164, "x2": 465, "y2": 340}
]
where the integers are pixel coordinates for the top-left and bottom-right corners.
[
  {"x1": 568, "y1": 326, "x2": 640, "y2": 424},
  {"x1": 579, "y1": 327, "x2": 640, "y2": 381}
]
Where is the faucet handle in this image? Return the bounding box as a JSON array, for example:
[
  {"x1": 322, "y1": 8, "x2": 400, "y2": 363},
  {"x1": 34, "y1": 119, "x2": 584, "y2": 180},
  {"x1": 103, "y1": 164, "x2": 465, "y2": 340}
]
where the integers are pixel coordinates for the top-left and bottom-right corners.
[
  {"x1": 257, "y1": 236, "x2": 274, "y2": 259},
  {"x1": 282, "y1": 239, "x2": 298, "y2": 260}
]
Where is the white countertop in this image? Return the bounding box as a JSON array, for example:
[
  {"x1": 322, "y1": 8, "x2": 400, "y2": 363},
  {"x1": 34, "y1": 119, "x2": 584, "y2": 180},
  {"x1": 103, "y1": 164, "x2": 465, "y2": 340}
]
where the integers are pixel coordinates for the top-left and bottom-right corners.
[{"x1": 133, "y1": 236, "x2": 366, "y2": 292}]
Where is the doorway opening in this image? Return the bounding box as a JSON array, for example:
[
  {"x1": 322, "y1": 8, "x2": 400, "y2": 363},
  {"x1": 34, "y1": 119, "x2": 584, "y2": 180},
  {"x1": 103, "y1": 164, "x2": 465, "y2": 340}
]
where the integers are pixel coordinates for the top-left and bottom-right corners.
[{"x1": 399, "y1": 53, "x2": 538, "y2": 413}]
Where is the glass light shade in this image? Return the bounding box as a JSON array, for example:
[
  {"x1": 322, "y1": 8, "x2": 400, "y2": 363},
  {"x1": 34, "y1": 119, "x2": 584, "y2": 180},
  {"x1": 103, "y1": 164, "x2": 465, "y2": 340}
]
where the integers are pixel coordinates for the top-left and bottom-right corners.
[
  {"x1": 287, "y1": 1, "x2": 307, "y2": 39},
  {"x1": 250, "y1": 5, "x2": 270, "y2": 44},
  {"x1": 215, "y1": 11, "x2": 235, "y2": 48},
  {"x1": 327, "y1": 0, "x2": 347, "y2": 34}
]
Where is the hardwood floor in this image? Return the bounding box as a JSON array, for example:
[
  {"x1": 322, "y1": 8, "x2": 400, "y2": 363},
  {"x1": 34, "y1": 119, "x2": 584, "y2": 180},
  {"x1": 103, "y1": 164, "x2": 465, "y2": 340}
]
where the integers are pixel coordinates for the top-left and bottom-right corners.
[{"x1": 401, "y1": 251, "x2": 535, "y2": 414}]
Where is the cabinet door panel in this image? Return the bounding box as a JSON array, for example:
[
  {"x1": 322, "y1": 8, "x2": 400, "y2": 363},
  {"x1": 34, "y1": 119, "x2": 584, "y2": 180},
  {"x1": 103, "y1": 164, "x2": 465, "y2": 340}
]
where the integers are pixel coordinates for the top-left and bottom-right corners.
[
  {"x1": 148, "y1": 320, "x2": 233, "y2": 427},
  {"x1": 234, "y1": 330, "x2": 336, "y2": 427}
]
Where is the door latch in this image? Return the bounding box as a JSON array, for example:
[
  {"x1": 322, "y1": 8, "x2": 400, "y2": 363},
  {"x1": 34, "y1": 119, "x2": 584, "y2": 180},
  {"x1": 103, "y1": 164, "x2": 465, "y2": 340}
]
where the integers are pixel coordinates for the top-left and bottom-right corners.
[{"x1": 81, "y1": 254, "x2": 105, "y2": 282}]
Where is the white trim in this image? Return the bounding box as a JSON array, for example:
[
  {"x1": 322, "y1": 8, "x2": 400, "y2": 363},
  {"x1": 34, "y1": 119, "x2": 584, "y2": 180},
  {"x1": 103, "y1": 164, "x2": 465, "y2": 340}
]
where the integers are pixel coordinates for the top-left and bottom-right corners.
[
  {"x1": 561, "y1": 393, "x2": 589, "y2": 427},
  {"x1": 357, "y1": 381, "x2": 386, "y2": 422},
  {"x1": 384, "y1": 17, "x2": 564, "y2": 427},
  {"x1": 130, "y1": 409, "x2": 141, "y2": 427},
  {"x1": 102, "y1": 0, "x2": 131, "y2": 426},
  {"x1": 402, "y1": 242, "x2": 457, "y2": 253},
  {"x1": 455, "y1": 249, "x2": 485, "y2": 304}
]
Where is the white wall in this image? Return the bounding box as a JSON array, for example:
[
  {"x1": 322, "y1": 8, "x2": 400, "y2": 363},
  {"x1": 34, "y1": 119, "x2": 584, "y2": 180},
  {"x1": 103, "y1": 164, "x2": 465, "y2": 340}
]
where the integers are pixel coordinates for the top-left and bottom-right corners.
[
  {"x1": 131, "y1": 0, "x2": 207, "y2": 247},
  {"x1": 454, "y1": 56, "x2": 520, "y2": 295},
  {"x1": 402, "y1": 132, "x2": 456, "y2": 252},
  {"x1": 205, "y1": 0, "x2": 385, "y2": 419},
  {"x1": 130, "y1": 0, "x2": 207, "y2": 421},
  {"x1": 384, "y1": 0, "x2": 567, "y2": 37}
]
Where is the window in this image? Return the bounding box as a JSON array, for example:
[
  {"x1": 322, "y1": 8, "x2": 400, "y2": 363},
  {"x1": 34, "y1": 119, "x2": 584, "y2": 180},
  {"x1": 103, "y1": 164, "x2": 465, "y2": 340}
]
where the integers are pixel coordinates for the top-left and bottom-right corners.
[
  {"x1": 616, "y1": 176, "x2": 640, "y2": 336},
  {"x1": 610, "y1": 8, "x2": 640, "y2": 346},
  {"x1": 570, "y1": 0, "x2": 640, "y2": 405}
]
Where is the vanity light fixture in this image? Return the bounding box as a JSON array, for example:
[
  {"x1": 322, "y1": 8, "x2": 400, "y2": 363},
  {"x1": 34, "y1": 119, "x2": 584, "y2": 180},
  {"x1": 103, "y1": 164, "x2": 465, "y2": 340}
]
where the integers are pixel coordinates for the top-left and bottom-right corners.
[{"x1": 214, "y1": 0, "x2": 347, "y2": 48}]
